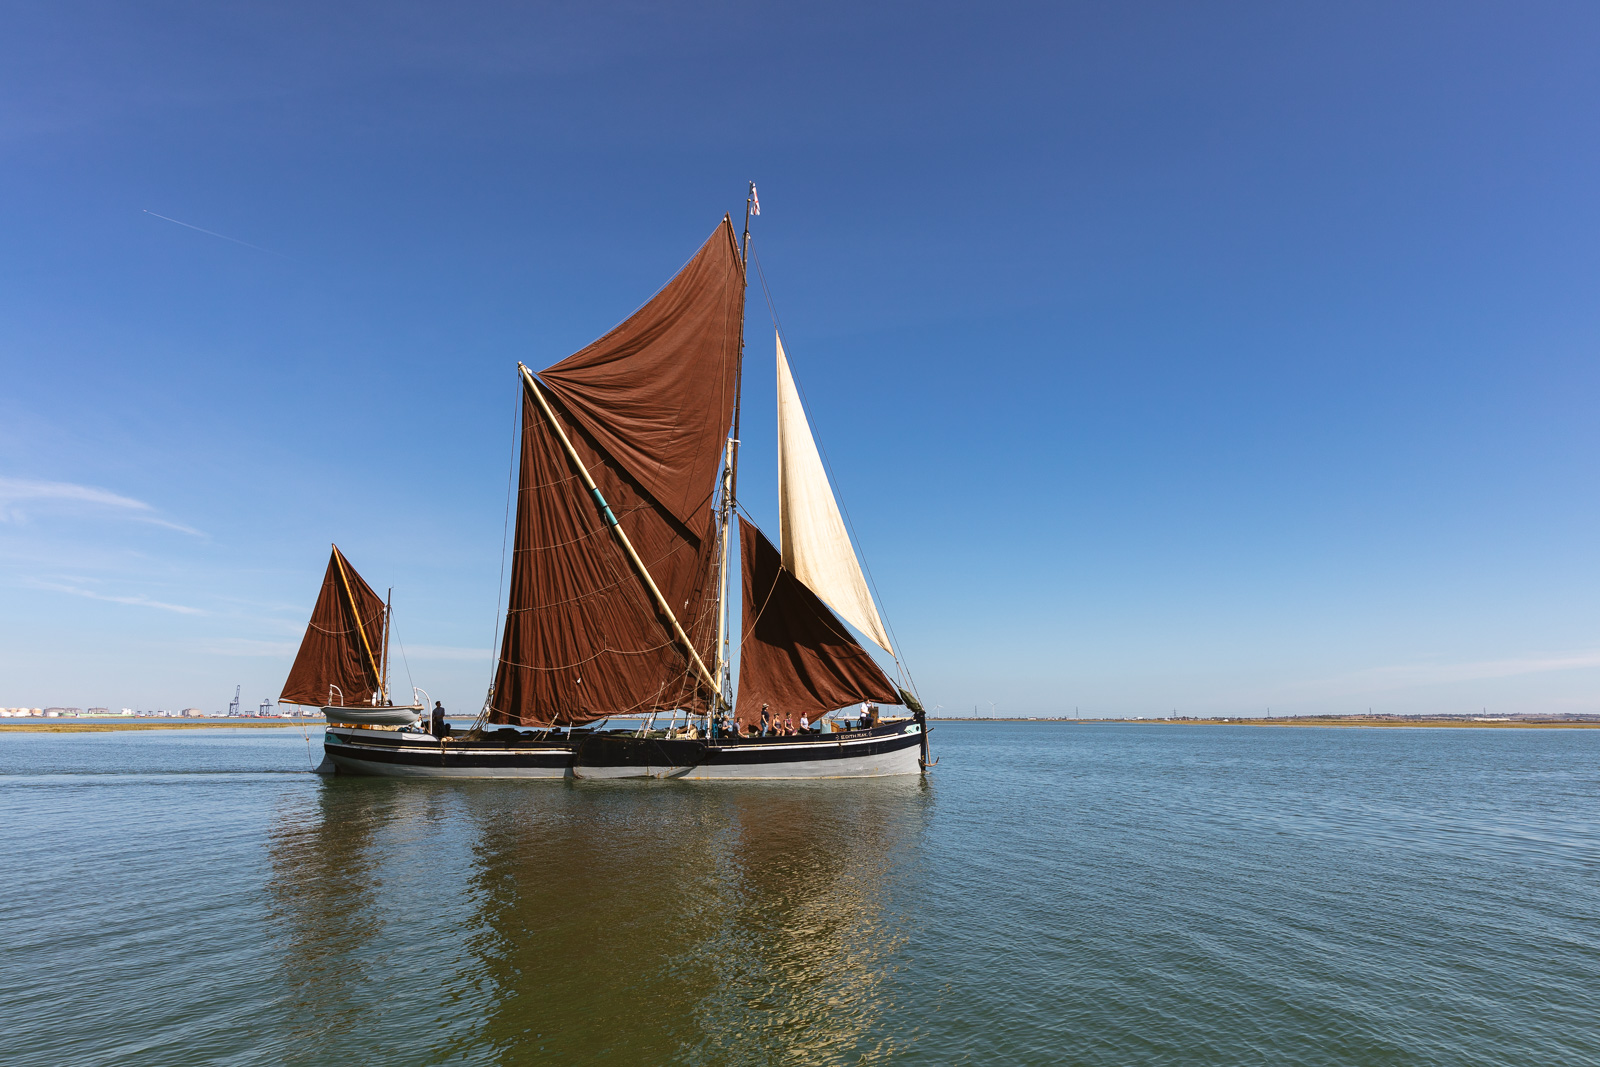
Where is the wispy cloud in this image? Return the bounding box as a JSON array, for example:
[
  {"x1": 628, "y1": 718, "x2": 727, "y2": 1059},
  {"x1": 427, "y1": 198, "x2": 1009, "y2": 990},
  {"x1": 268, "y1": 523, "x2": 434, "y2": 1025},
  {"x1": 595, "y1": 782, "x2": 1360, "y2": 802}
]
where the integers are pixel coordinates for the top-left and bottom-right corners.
[
  {"x1": 0, "y1": 477, "x2": 201, "y2": 535},
  {"x1": 142, "y1": 209, "x2": 290, "y2": 259},
  {"x1": 26, "y1": 578, "x2": 205, "y2": 615},
  {"x1": 201, "y1": 638, "x2": 299, "y2": 657},
  {"x1": 1295, "y1": 648, "x2": 1600, "y2": 694}
]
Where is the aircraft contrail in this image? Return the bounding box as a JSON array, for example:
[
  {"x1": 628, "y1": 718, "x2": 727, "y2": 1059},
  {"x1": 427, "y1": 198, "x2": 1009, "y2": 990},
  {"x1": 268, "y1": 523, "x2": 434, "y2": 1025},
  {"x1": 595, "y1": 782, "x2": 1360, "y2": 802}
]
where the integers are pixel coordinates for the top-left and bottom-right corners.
[{"x1": 142, "y1": 209, "x2": 290, "y2": 258}]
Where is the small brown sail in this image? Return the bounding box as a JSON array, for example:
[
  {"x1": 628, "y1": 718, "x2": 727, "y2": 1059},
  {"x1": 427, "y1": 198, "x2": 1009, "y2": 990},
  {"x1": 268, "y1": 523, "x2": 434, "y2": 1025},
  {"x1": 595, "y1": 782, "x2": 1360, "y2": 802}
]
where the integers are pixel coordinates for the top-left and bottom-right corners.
[
  {"x1": 281, "y1": 546, "x2": 387, "y2": 708},
  {"x1": 734, "y1": 517, "x2": 898, "y2": 727},
  {"x1": 490, "y1": 219, "x2": 743, "y2": 727}
]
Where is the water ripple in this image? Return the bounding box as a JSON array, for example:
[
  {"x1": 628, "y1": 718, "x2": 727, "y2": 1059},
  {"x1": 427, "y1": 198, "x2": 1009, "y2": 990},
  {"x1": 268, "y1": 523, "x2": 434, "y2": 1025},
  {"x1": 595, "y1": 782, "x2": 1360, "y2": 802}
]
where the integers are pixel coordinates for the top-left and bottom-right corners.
[{"x1": 1, "y1": 724, "x2": 1597, "y2": 1065}]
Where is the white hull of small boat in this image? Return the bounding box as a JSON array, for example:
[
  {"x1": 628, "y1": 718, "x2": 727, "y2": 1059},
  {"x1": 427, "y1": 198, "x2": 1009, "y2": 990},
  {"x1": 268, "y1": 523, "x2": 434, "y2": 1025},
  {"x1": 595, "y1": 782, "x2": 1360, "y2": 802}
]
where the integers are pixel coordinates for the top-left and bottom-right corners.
[{"x1": 322, "y1": 704, "x2": 425, "y2": 727}]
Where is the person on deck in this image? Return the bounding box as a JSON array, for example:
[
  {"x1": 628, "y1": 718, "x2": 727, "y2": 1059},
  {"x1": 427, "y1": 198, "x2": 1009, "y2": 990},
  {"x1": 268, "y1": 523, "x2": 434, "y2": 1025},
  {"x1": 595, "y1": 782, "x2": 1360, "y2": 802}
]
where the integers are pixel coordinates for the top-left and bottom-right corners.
[
  {"x1": 759, "y1": 704, "x2": 771, "y2": 736},
  {"x1": 800, "y1": 714, "x2": 810, "y2": 734},
  {"x1": 430, "y1": 701, "x2": 447, "y2": 738}
]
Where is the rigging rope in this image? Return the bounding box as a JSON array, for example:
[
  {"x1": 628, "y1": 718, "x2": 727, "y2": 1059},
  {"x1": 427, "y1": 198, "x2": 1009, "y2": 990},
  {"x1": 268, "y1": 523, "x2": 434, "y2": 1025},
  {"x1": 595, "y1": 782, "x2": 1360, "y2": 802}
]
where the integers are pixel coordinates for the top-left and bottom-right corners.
[
  {"x1": 487, "y1": 375, "x2": 520, "y2": 677},
  {"x1": 395, "y1": 623, "x2": 416, "y2": 704},
  {"x1": 471, "y1": 376, "x2": 521, "y2": 737}
]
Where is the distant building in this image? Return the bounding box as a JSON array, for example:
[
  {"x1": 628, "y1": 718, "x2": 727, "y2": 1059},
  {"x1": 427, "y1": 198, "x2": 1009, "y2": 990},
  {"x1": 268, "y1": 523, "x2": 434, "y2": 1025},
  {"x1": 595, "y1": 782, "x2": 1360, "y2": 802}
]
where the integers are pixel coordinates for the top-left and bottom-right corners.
[
  {"x1": 182, "y1": 708, "x2": 205, "y2": 717},
  {"x1": 87, "y1": 707, "x2": 109, "y2": 715}
]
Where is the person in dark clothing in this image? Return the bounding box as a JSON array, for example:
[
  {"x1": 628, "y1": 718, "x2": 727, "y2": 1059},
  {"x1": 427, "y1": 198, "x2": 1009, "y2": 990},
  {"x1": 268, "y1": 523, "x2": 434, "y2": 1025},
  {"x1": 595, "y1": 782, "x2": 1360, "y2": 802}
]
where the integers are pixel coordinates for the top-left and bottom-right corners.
[{"x1": 430, "y1": 701, "x2": 448, "y2": 738}]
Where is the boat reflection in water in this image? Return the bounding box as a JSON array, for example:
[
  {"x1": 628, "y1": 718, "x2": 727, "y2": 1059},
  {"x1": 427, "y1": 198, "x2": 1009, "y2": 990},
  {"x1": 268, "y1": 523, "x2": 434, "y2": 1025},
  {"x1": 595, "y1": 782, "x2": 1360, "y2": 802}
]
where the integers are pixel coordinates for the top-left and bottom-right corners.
[
  {"x1": 265, "y1": 775, "x2": 931, "y2": 1063},
  {"x1": 264, "y1": 780, "x2": 489, "y2": 1061}
]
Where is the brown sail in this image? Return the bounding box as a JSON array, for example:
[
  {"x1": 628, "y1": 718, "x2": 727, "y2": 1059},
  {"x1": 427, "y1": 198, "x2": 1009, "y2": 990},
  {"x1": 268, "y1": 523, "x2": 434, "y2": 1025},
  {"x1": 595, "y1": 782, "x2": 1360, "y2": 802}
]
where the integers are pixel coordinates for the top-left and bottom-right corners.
[
  {"x1": 734, "y1": 517, "x2": 898, "y2": 726},
  {"x1": 489, "y1": 219, "x2": 743, "y2": 727},
  {"x1": 281, "y1": 545, "x2": 387, "y2": 707}
]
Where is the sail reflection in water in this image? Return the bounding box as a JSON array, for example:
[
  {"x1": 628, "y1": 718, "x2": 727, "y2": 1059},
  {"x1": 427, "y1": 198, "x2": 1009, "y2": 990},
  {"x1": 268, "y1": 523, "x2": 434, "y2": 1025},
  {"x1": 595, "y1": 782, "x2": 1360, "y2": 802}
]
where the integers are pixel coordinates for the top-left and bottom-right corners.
[
  {"x1": 679, "y1": 786, "x2": 925, "y2": 1063},
  {"x1": 264, "y1": 777, "x2": 931, "y2": 1064}
]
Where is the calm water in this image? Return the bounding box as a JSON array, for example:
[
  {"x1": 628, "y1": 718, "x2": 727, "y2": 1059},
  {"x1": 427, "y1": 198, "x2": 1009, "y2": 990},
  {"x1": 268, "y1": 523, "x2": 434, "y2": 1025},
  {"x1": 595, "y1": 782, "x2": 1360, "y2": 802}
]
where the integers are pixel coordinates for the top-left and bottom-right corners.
[{"x1": 2, "y1": 723, "x2": 1597, "y2": 1065}]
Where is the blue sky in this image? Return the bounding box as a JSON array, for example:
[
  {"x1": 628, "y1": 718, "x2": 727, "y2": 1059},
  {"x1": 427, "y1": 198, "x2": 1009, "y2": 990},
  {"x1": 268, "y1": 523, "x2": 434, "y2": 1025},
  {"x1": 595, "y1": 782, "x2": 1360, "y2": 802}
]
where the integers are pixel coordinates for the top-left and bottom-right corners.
[{"x1": 4, "y1": 1, "x2": 1600, "y2": 716}]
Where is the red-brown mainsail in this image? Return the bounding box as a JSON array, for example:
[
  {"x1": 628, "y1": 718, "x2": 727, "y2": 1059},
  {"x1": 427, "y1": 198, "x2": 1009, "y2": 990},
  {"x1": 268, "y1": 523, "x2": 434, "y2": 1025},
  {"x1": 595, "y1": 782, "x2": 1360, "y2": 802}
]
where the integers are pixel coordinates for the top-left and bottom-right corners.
[
  {"x1": 281, "y1": 545, "x2": 387, "y2": 708},
  {"x1": 734, "y1": 517, "x2": 898, "y2": 727},
  {"x1": 539, "y1": 218, "x2": 745, "y2": 529},
  {"x1": 489, "y1": 217, "x2": 745, "y2": 727}
]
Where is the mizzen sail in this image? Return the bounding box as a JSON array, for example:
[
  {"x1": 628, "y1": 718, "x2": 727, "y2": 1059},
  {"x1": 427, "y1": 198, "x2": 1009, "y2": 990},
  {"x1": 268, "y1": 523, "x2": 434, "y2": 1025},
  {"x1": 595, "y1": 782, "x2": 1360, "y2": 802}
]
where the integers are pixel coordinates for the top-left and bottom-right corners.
[
  {"x1": 776, "y1": 335, "x2": 893, "y2": 653},
  {"x1": 734, "y1": 517, "x2": 897, "y2": 725},
  {"x1": 490, "y1": 218, "x2": 744, "y2": 727},
  {"x1": 281, "y1": 545, "x2": 386, "y2": 707}
]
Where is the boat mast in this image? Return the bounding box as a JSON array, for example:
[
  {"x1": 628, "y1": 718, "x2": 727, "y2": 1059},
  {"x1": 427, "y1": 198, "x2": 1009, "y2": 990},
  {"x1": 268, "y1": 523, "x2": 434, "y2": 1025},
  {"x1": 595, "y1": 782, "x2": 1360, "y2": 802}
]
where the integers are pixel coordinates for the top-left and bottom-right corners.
[
  {"x1": 381, "y1": 588, "x2": 392, "y2": 706},
  {"x1": 715, "y1": 183, "x2": 756, "y2": 717}
]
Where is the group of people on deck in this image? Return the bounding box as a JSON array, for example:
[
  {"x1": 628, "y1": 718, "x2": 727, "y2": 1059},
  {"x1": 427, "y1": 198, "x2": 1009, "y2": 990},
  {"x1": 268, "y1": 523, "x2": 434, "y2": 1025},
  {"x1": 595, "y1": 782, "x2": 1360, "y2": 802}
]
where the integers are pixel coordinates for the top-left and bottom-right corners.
[{"x1": 713, "y1": 701, "x2": 880, "y2": 739}]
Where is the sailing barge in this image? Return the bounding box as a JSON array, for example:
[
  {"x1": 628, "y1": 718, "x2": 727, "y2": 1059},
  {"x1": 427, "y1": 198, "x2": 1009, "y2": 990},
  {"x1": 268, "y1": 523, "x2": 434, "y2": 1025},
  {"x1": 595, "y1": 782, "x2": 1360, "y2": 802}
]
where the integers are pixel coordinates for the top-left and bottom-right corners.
[{"x1": 282, "y1": 194, "x2": 929, "y2": 778}]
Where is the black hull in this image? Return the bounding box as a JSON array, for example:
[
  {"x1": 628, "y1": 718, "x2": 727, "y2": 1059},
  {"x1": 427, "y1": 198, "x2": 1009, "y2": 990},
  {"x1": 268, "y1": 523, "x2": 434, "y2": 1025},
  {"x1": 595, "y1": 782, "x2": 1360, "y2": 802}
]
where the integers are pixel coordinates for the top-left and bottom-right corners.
[
  {"x1": 323, "y1": 720, "x2": 926, "y2": 780},
  {"x1": 324, "y1": 726, "x2": 573, "y2": 778},
  {"x1": 572, "y1": 721, "x2": 925, "y2": 779}
]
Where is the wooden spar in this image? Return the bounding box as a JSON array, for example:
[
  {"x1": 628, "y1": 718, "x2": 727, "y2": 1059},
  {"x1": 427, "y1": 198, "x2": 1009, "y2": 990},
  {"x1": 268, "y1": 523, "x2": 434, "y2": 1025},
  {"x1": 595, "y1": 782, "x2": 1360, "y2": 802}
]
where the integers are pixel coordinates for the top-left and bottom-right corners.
[
  {"x1": 331, "y1": 545, "x2": 383, "y2": 704},
  {"x1": 517, "y1": 364, "x2": 724, "y2": 703}
]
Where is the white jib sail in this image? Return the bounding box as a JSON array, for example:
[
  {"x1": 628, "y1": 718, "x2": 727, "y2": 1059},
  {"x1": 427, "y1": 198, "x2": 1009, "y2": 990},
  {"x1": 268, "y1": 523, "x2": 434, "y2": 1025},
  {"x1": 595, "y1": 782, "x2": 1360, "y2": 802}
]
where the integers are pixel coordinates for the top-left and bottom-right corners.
[{"x1": 775, "y1": 333, "x2": 894, "y2": 653}]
